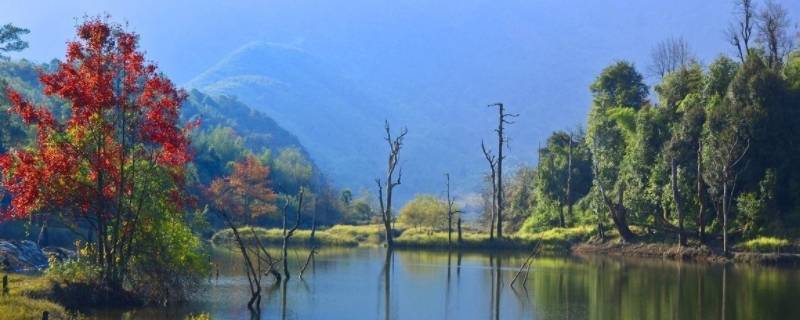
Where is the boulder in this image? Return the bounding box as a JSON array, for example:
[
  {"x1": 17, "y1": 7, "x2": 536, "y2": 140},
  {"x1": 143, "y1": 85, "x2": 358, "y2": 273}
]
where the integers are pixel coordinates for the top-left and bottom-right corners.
[{"x1": 0, "y1": 240, "x2": 49, "y2": 272}]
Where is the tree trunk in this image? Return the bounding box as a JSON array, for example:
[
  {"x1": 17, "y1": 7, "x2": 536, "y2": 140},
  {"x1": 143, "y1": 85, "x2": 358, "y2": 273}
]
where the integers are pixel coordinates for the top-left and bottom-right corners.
[
  {"x1": 457, "y1": 216, "x2": 463, "y2": 244},
  {"x1": 489, "y1": 181, "x2": 496, "y2": 240},
  {"x1": 37, "y1": 218, "x2": 49, "y2": 247},
  {"x1": 558, "y1": 204, "x2": 565, "y2": 228},
  {"x1": 671, "y1": 158, "x2": 686, "y2": 246},
  {"x1": 448, "y1": 213, "x2": 453, "y2": 247},
  {"x1": 611, "y1": 186, "x2": 636, "y2": 242},
  {"x1": 566, "y1": 134, "x2": 573, "y2": 226},
  {"x1": 697, "y1": 141, "x2": 705, "y2": 243},
  {"x1": 722, "y1": 180, "x2": 729, "y2": 255}
]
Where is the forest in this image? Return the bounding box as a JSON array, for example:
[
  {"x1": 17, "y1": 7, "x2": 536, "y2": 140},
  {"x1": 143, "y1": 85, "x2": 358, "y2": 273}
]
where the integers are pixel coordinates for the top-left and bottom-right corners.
[{"x1": 1, "y1": 0, "x2": 799, "y2": 319}]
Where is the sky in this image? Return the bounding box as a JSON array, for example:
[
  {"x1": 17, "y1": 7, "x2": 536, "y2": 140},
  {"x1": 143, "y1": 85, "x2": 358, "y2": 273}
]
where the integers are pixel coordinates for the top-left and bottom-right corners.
[
  {"x1": 3, "y1": 0, "x2": 799, "y2": 203},
  {"x1": 4, "y1": 0, "x2": 797, "y2": 85}
]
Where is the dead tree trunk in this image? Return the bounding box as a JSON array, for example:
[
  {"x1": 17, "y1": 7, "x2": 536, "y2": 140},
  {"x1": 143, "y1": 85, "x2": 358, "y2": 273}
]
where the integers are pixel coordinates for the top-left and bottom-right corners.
[
  {"x1": 489, "y1": 103, "x2": 517, "y2": 239},
  {"x1": 376, "y1": 121, "x2": 407, "y2": 249},
  {"x1": 671, "y1": 158, "x2": 687, "y2": 246},
  {"x1": 445, "y1": 173, "x2": 461, "y2": 247},
  {"x1": 282, "y1": 188, "x2": 304, "y2": 279},
  {"x1": 481, "y1": 141, "x2": 498, "y2": 240}
]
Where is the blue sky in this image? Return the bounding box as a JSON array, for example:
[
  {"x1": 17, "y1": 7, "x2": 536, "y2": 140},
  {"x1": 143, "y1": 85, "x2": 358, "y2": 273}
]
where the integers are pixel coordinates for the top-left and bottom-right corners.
[{"x1": 3, "y1": 0, "x2": 797, "y2": 86}]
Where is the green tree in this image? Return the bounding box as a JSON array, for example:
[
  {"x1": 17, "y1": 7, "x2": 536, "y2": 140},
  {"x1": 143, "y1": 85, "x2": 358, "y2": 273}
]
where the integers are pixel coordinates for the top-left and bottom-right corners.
[
  {"x1": 398, "y1": 195, "x2": 448, "y2": 230},
  {"x1": 0, "y1": 24, "x2": 29, "y2": 60},
  {"x1": 535, "y1": 130, "x2": 592, "y2": 228},
  {"x1": 587, "y1": 61, "x2": 648, "y2": 241}
]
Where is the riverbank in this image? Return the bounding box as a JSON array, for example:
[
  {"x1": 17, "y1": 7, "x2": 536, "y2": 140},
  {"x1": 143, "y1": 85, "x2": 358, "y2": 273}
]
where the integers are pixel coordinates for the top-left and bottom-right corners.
[
  {"x1": 211, "y1": 224, "x2": 595, "y2": 253},
  {"x1": 211, "y1": 224, "x2": 800, "y2": 265}
]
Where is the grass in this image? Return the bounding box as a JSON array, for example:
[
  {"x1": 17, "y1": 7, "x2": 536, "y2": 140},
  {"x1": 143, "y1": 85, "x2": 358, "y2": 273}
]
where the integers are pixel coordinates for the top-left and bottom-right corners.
[
  {"x1": 211, "y1": 224, "x2": 392, "y2": 247},
  {"x1": 735, "y1": 237, "x2": 793, "y2": 253},
  {"x1": 211, "y1": 224, "x2": 596, "y2": 253},
  {"x1": 0, "y1": 273, "x2": 76, "y2": 320},
  {"x1": 394, "y1": 225, "x2": 595, "y2": 253}
]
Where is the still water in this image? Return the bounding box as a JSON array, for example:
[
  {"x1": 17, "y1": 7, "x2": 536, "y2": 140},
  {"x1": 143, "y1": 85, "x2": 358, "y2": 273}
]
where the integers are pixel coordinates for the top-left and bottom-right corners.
[{"x1": 95, "y1": 247, "x2": 800, "y2": 320}]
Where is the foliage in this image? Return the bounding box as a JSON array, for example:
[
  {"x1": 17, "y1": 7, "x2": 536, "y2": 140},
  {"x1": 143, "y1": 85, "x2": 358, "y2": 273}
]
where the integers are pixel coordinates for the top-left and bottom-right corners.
[
  {"x1": 397, "y1": 194, "x2": 448, "y2": 230},
  {"x1": 0, "y1": 24, "x2": 29, "y2": 60},
  {"x1": 0, "y1": 18, "x2": 205, "y2": 301},
  {"x1": 206, "y1": 155, "x2": 278, "y2": 226},
  {"x1": 735, "y1": 237, "x2": 791, "y2": 253}
]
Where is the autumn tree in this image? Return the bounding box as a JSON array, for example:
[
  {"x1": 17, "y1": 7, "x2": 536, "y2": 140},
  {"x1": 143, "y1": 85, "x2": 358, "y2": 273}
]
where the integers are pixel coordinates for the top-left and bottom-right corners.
[
  {"x1": 0, "y1": 18, "x2": 204, "y2": 295},
  {"x1": 207, "y1": 155, "x2": 279, "y2": 310}
]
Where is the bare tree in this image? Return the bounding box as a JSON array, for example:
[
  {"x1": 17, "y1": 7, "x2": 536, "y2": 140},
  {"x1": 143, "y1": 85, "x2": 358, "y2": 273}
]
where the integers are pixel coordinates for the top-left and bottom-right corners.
[
  {"x1": 445, "y1": 173, "x2": 463, "y2": 247},
  {"x1": 756, "y1": 0, "x2": 794, "y2": 69},
  {"x1": 376, "y1": 121, "x2": 407, "y2": 249},
  {"x1": 281, "y1": 188, "x2": 305, "y2": 279},
  {"x1": 488, "y1": 103, "x2": 518, "y2": 239},
  {"x1": 726, "y1": 0, "x2": 755, "y2": 63},
  {"x1": 481, "y1": 141, "x2": 498, "y2": 239},
  {"x1": 648, "y1": 37, "x2": 694, "y2": 78}
]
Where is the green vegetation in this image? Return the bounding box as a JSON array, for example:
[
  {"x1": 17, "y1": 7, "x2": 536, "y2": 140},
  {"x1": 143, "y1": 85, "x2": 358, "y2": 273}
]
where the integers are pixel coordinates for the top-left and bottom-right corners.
[
  {"x1": 0, "y1": 274, "x2": 72, "y2": 320},
  {"x1": 211, "y1": 225, "x2": 387, "y2": 247},
  {"x1": 397, "y1": 195, "x2": 448, "y2": 229},
  {"x1": 735, "y1": 237, "x2": 793, "y2": 253}
]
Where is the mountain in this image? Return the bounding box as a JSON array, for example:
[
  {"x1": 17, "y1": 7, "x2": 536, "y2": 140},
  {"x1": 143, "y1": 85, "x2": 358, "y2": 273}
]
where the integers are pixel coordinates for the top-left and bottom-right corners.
[
  {"x1": 187, "y1": 42, "x2": 390, "y2": 195},
  {"x1": 181, "y1": 89, "x2": 311, "y2": 159},
  {"x1": 186, "y1": 41, "x2": 550, "y2": 203}
]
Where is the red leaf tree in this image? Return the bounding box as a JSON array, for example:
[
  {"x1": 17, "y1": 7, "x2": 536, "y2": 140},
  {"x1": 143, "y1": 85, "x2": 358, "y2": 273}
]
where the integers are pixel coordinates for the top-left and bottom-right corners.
[{"x1": 0, "y1": 18, "x2": 193, "y2": 288}]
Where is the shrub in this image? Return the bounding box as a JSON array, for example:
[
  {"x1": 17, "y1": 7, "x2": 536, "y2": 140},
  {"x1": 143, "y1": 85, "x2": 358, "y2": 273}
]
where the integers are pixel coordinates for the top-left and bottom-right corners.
[{"x1": 735, "y1": 237, "x2": 792, "y2": 253}]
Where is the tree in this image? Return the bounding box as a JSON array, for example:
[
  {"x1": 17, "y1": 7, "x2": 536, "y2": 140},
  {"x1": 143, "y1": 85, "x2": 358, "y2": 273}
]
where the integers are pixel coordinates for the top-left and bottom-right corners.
[
  {"x1": 536, "y1": 130, "x2": 592, "y2": 228},
  {"x1": 587, "y1": 61, "x2": 648, "y2": 241},
  {"x1": 397, "y1": 194, "x2": 447, "y2": 230},
  {"x1": 726, "y1": 0, "x2": 755, "y2": 63},
  {"x1": 208, "y1": 156, "x2": 277, "y2": 224},
  {"x1": 702, "y1": 99, "x2": 750, "y2": 254},
  {"x1": 0, "y1": 24, "x2": 29, "y2": 60},
  {"x1": 480, "y1": 141, "x2": 498, "y2": 239},
  {"x1": 756, "y1": 0, "x2": 793, "y2": 69},
  {"x1": 272, "y1": 147, "x2": 313, "y2": 193},
  {"x1": 649, "y1": 37, "x2": 694, "y2": 78},
  {"x1": 444, "y1": 173, "x2": 462, "y2": 246},
  {"x1": 376, "y1": 121, "x2": 406, "y2": 248},
  {"x1": 207, "y1": 155, "x2": 279, "y2": 310},
  {"x1": 0, "y1": 18, "x2": 201, "y2": 292},
  {"x1": 488, "y1": 103, "x2": 517, "y2": 239}
]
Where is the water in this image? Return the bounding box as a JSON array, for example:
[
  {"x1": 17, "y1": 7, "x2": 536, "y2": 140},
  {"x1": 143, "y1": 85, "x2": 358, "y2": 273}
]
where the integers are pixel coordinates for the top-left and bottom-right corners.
[{"x1": 93, "y1": 246, "x2": 800, "y2": 320}]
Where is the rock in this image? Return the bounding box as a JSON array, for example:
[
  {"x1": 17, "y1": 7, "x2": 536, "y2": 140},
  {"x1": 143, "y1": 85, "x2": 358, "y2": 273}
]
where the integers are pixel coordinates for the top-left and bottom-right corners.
[
  {"x1": 42, "y1": 246, "x2": 77, "y2": 264},
  {"x1": 0, "y1": 240, "x2": 49, "y2": 272}
]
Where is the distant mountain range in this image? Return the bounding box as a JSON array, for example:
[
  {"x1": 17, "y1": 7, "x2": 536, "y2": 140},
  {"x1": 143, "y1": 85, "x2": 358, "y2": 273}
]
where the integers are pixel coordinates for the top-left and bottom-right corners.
[{"x1": 186, "y1": 41, "x2": 554, "y2": 204}]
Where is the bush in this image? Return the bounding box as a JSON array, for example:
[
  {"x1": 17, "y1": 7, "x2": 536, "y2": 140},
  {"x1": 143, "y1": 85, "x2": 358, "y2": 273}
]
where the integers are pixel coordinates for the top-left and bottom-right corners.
[
  {"x1": 735, "y1": 237, "x2": 792, "y2": 253},
  {"x1": 46, "y1": 258, "x2": 101, "y2": 285}
]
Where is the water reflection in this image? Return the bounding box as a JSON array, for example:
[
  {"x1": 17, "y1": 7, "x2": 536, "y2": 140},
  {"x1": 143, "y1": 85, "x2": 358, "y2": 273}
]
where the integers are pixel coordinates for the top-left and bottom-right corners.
[{"x1": 89, "y1": 247, "x2": 800, "y2": 320}]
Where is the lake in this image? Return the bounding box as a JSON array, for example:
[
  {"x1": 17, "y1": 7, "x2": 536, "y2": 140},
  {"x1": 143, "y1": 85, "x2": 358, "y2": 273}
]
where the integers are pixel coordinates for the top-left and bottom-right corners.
[{"x1": 93, "y1": 246, "x2": 800, "y2": 320}]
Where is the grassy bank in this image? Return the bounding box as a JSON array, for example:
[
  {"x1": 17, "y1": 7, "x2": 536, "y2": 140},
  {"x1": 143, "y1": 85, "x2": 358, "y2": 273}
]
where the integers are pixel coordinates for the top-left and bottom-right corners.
[
  {"x1": 0, "y1": 274, "x2": 74, "y2": 320},
  {"x1": 211, "y1": 224, "x2": 392, "y2": 247},
  {"x1": 393, "y1": 226, "x2": 595, "y2": 253},
  {"x1": 211, "y1": 224, "x2": 595, "y2": 253}
]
